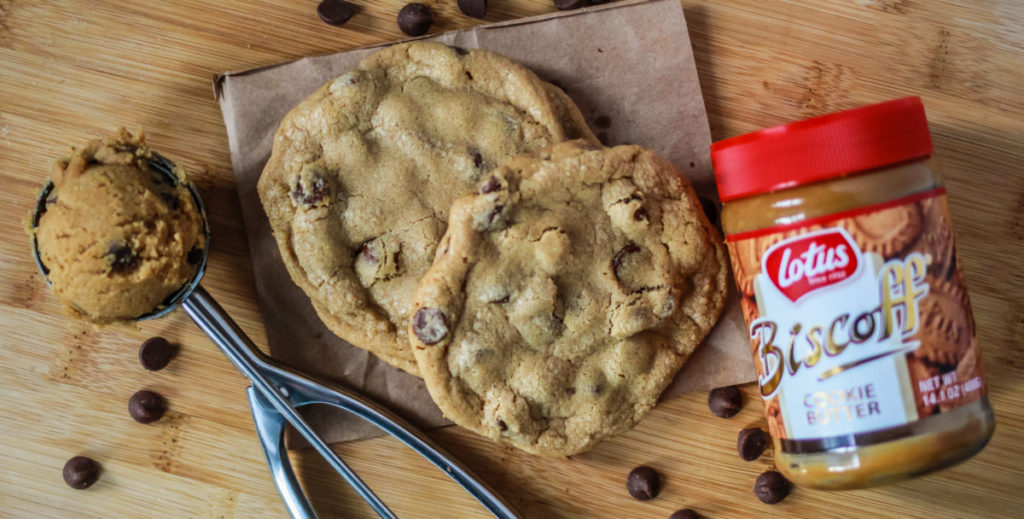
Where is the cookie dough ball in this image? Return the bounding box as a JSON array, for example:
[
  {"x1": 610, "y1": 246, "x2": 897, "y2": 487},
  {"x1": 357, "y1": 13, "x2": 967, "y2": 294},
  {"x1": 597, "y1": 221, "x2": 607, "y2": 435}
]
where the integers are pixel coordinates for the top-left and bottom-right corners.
[{"x1": 34, "y1": 129, "x2": 206, "y2": 324}]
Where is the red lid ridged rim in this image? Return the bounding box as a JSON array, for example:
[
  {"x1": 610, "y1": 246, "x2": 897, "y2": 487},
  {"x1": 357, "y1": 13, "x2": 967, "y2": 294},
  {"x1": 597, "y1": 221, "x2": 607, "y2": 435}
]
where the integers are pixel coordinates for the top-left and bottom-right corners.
[{"x1": 711, "y1": 97, "x2": 933, "y2": 202}]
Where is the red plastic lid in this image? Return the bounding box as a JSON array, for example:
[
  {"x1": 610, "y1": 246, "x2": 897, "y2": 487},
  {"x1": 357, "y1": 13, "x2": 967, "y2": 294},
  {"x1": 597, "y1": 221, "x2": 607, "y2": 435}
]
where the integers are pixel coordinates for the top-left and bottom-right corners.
[{"x1": 711, "y1": 97, "x2": 933, "y2": 202}]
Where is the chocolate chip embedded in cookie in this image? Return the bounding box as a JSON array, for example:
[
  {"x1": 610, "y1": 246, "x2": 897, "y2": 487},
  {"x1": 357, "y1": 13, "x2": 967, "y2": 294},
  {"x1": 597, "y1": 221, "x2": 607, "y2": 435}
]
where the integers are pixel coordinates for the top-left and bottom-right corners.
[
  {"x1": 409, "y1": 142, "x2": 728, "y2": 456},
  {"x1": 257, "y1": 42, "x2": 599, "y2": 375}
]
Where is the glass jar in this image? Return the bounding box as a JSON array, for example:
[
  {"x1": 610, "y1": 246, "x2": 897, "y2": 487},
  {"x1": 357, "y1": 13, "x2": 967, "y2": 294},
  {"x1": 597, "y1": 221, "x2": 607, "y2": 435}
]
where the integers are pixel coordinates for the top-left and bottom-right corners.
[{"x1": 711, "y1": 97, "x2": 994, "y2": 490}]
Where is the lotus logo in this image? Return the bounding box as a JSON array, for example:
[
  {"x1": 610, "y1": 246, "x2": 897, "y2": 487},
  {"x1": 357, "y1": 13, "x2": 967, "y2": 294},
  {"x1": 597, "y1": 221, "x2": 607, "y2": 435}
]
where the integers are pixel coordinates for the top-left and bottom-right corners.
[{"x1": 762, "y1": 228, "x2": 861, "y2": 302}]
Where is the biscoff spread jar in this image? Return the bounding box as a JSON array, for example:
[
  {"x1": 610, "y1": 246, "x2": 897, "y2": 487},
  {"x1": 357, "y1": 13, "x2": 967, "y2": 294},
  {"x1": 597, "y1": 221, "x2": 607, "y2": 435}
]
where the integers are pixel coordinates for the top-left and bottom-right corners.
[{"x1": 711, "y1": 97, "x2": 994, "y2": 490}]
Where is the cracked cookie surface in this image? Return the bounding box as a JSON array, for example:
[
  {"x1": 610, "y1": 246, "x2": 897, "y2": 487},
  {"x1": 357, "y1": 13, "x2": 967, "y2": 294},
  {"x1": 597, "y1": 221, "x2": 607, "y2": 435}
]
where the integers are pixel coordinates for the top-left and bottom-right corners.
[
  {"x1": 409, "y1": 141, "x2": 728, "y2": 455},
  {"x1": 258, "y1": 42, "x2": 597, "y2": 375}
]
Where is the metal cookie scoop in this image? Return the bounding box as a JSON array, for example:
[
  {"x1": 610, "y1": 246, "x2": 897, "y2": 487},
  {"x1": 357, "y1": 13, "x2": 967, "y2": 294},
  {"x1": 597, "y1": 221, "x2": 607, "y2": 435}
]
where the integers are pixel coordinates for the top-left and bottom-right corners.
[{"x1": 31, "y1": 154, "x2": 520, "y2": 519}]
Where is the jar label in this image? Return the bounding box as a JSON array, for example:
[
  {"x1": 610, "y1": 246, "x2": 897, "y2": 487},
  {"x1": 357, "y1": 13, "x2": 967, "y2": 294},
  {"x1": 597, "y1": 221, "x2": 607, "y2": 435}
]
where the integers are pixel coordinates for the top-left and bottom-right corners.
[{"x1": 727, "y1": 187, "x2": 986, "y2": 441}]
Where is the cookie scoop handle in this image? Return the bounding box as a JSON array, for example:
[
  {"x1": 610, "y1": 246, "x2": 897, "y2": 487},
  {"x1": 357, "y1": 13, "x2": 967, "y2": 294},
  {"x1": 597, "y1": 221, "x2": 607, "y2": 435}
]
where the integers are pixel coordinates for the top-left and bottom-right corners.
[{"x1": 183, "y1": 285, "x2": 520, "y2": 519}]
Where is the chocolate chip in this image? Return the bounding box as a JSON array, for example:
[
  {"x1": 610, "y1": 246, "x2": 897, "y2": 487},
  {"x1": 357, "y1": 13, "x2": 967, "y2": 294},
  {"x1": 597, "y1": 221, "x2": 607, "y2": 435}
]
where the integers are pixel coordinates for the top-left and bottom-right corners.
[
  {"x1": 291, "y1": 175, "x2": 331, "y2": 207},
  {"x1": 483, "y1": 205, "x2": 505, "y2": 227},
  {"x1": 497, "y1": 419, "x2": 507, "y2": 431},
  {"x1": 554, "y1": 0, "x2": 588, "y2": 10},
  {"x1": 612, "y1": 243, "x2": 641, "y2": 279},
  {"x1": 139, "y1": 337, "x2": 176, "y2": 371},
  {"x1": 471, "y1": 150, "x2": 484, "y2": 169},
  {"x1": 129, "y1": 390, "x2": 166, "y2": 424},
  {"x1": 488, "y1": 295, "x2": 510, "y2": 304},
  {"x1": 753, "y1": 470, "x2": 791, "y2": 504},
  {"x1": 591, "y1": 384, "x2": 603, "y2": 395},
  {"x1": 412, "y1": 307, "x2": 449, "y2": 345},
  {"x1": 566, "y1": 387, "x2": 576, "y2": 395},
  {"x1": 480, "y1": 175, "x2": 501, "y2": 194},
  {"x1": 669, "y1": 510, "x2": 700, "y2": 519},
  {"x1": 452, "y1": 46, "x2": 470, "y2": 56},
  {"x1": 317, "y1": 0, "x2": 356, "y2": 25},
  {"x1": 708, "y1": 386, "x2": 743, "y2": 418},
  {"x1": 457, "y1": 0, "x2": 487, "y2": 18},
  {"x1": 594, "y1": 115, "x2": 612, "y2": 129},
  {"x1": 633, "y1": 208, "x2": 648, "y2": 221},
  {"x1": 626, "y1": 466, "x2": 660, "y2": 501},
  {"x1": 397, "y1": 3, "x2": 432, "y2": 36},
  {"x1": 107, "y1": 242, "x2": 139, "y2": 274},
  {"x1": 158, "y1": 191, "x2": 181, "y2": 210},
  {"x1": 699, "y1": 196, "x2": 718, "y2": 224},
  {"x1": 359, "y1": 240, "x2": 379, "y2": 263},
  {"x1": 187, "y1": 247, "x2": 204, "y2": 266},
  {"x1": 63, "y1": 456, "x2": 100, "y2": 489},
  {"x1": 737, "y1": 427, "x2": 770, "y2": 461}
]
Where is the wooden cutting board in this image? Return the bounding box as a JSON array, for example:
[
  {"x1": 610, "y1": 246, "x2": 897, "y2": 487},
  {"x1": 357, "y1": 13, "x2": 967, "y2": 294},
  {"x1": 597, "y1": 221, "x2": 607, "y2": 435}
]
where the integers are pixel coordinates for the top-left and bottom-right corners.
[{"x1": 1, "y1": 1, "x2": 1022, "y2": 517}]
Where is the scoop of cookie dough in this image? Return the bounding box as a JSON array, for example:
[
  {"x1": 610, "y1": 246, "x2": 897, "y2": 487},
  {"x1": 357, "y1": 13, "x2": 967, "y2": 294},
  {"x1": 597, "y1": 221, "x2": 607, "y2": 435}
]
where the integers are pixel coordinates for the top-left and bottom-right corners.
[
  {"x1": 34, "y1": 129, "x2": 206, "y2": 324},
  {"x1": 258, "y1": 41, "x2": 597, "y2": 375},
  {"x1": 409, "y1": 141, "x2": 729, "y2": 456}
]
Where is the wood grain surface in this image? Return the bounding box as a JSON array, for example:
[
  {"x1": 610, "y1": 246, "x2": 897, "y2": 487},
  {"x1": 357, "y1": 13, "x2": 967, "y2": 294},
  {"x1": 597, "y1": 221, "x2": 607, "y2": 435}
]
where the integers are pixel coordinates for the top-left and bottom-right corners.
[{"x1": 1, "y1": 1, "x2": 1022, "y2": 518}]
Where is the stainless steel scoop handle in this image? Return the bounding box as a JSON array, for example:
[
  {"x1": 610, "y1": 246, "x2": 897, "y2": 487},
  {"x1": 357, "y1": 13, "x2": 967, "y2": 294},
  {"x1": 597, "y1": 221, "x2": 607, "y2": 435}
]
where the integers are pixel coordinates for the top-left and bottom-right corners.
[
  {"x1": 183, "y1": 286, "x2": 520, "y2": 519},
  {"x1": 247, "y1": 387, "x2": 318, "y2": 519}
]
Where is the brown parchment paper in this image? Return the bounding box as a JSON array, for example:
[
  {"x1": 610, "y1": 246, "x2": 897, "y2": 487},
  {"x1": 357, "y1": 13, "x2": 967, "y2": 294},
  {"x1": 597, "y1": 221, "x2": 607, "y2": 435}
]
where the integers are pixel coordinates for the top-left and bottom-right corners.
[{"x1": 214, "y1": 0, "x2": 755, "y2": 446}]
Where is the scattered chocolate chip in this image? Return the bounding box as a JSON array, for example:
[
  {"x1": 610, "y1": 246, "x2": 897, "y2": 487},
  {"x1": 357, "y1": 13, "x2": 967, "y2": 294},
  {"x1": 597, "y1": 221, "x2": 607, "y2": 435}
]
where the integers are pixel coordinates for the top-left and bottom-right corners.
[
  {"x1": 708, "y1": 386, "x2": 743, "y2": 418},
  {"x1": 480, "y1": 176, "x2": 501, "y2": 194},
  {"x1": 397, "y1": 3, "x2": 433, "y2": 36},
  {"x1": 612, "y1": 243, "x2": 641, "y2": 279},
  {"x1": 699, "y1": 196, "x2": 718, "y2": 224},
  {"x1": 317, "y1": 0, "x2": 357, "y2": 25},
  {"x1": 554, "y1": 0, "x2": 588, "y2": 10},
  {"x1": 412, "y1": 307, "x2": 449, "y2": 345},
  {"x1": 291, "y1": 175, "x2": 331, "y2": 207},
  {"x1": 129, "y1": 390, "x2": 166, "y2": 424},
  {"x1": 753, "y1": 470, "x2": 791, "y2": 504},
  {"x1": 107, "y1": 242, "x2": 139, "y2": 274},
  {"x1": 633, "y1": 208, "x2": 648, "y2": 221},
  {"x1": 566, "y1": 387, "x2": 576, "y2": 395},
  {"x1": 669, "y1": 510, "x2": 700, "y2": 519},
  {"x1": 457, "y1": 0, "x2": 487, "y2": 18},
  {"x1": 139, "y1": 337, "x2": 176, "y2": 371},
  {"x1": 488, "y1": 295, "x2": 510, "y2": 304},
  {"x1": 63, "y1": 456, "x2": 100, "y2": 489},
  {"x1": 497, "y1": 419, "x2": 507, "y2": 431},
  {"x1": 187, "y1": 247, "x2": 204, "y2": 265},
  {"x1": 594, "y1": 115, "x2": 612, "y2": 129},
  {"x1": 472, "y1": 150, "x2": 484, "y2": 169},
  {"x1": 626, "y1": 466, "x2": 660, "y2": 501},
  {"x1": 737, "y1": 427, "x2": 770, "y2": 461}
]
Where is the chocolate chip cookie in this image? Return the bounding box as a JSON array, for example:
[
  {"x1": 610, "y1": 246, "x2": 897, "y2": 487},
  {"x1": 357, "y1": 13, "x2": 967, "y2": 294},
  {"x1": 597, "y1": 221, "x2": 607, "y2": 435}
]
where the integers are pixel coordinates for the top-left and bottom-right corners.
[
  {"x1": 258, "y1": 42, "x2": 596, "y2": 375},
  {"x1": 409, "y1": 141, "x2": 728, "y2": 455},
  {"x1": 33, "y1": 129, "x2": 206, "y2": 324}
]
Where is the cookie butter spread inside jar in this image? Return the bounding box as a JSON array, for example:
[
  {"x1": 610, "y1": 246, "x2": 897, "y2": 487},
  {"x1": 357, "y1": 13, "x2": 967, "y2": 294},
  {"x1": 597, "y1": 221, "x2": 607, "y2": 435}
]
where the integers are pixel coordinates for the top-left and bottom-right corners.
[{"x1": 711, "y1": 97, "x2": 994, "y2": 490}]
